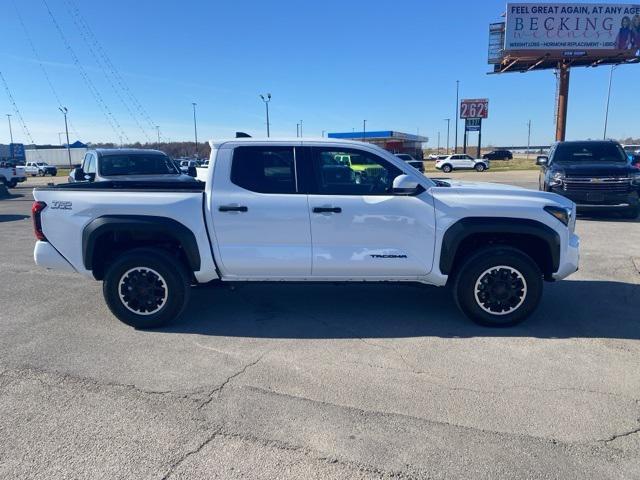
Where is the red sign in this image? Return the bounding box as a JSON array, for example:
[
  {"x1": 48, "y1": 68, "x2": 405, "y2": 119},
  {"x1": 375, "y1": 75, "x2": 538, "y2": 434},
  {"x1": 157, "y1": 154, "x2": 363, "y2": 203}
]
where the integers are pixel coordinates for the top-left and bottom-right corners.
[{"x1": 460, "y1": 99, "x2": 489, "y2": 119}]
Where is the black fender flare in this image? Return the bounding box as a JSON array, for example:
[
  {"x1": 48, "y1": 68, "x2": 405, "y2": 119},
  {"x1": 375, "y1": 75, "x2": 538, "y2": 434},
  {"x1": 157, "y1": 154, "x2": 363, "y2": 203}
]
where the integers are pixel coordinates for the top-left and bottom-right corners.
[
  {"x1": 82, "y1": 215, "x2": 201, "y2": 272},
  {"x1": 439, "y1": 217, "x2": 561, "y2": 275}
]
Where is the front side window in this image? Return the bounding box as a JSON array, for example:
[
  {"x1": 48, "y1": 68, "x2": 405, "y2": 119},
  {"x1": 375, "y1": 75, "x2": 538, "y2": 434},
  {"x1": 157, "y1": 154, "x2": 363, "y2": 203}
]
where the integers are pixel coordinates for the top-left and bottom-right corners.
[
  {"x1": 311, "y1": 148, "x2": 402, "y2": 195},
  {"x1": 99, "y1": 154, "x2": 178, "y2": 176},
  {"x1": 231, "y1": 146, "x2": 296, "y2": 194}
]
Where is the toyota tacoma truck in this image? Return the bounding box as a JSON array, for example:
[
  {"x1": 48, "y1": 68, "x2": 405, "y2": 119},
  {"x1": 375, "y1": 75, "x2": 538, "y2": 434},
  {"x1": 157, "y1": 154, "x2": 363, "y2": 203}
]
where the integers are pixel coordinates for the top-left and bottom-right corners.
[{"x1": 32, "y1": 138, "x2": 580, "y2": 328}]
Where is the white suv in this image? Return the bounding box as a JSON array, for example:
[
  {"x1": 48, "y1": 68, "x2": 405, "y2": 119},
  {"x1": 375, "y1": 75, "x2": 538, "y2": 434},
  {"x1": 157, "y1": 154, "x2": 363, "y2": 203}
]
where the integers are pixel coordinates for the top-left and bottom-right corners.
[{"x1": 435, "y1": 154, "x2": 489, "y2": 173}]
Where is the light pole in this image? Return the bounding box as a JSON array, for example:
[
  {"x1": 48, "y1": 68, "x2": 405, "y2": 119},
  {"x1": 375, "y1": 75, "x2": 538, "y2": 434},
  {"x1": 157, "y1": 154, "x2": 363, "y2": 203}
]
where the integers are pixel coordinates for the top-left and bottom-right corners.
[
  {"x1": 259, "y1": 94, "x2": 271, "y2": 137},
  {"x1": 444, "y1": 118, "x2": 451, "y2": 154},
  {"x1": 437, "y1": 131, "x2": 441, "y2": 154},
  {"x1": 6, "y1": 114, "x2": 13, "y2": 144},
  {"x1": 192, "y1": 102, "x2": 198, "y2": 158},
  {"x1": 526, "y1": 120, "x2": 532, "y2": 159},
  {"x1": 603, "y1": 65, "x2": 618, "y2": 140},
  {"x1": 155, "y1": 125, "x2": 160, "y2": 143},
  {"x1": 363, "y1": 120, "x2": 367, "y2": 142},
  {"x1": 296, "y1": 123, "x2": 299, "y2": 137},
  {"x1": 321, "y1": 130, "x2": 325, "y2": 138},
  {"x1": 454, "y1": 80, "x2": 459, "y2": 153},
  {"x1": 59, "y1": 107, "x2": 72, "y2": 168},
  {"x1": 299, "y1": 120, "x2": 303, "y2": 137}
]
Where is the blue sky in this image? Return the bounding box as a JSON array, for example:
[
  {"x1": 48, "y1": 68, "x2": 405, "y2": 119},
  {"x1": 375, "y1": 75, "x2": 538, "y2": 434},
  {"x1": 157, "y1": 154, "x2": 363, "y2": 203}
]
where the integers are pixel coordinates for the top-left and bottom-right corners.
[{"x1": 1, "y1": 0, "x2": 638, "y2": 147}]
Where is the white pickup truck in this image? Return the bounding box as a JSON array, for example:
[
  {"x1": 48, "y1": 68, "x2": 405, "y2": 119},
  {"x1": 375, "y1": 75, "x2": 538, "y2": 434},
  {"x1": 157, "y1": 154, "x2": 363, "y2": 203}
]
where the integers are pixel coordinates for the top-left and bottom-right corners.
[
  {"x1": 32, "y1": 138, "x2": 580, "y2": 329},
  {"x1": 0, "y1": 162, "x2": 26, "y2": 188}
]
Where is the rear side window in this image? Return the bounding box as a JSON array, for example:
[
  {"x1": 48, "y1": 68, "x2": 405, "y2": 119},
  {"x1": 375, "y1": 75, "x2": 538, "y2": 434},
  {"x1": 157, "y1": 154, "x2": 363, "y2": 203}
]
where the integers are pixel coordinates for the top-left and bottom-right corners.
[
  {"x1": 231, "y1": 146, "x2": 296, "y2": 194},
  {"x1": 99, "y1": 154, "x2": 178, "y2": 176}
]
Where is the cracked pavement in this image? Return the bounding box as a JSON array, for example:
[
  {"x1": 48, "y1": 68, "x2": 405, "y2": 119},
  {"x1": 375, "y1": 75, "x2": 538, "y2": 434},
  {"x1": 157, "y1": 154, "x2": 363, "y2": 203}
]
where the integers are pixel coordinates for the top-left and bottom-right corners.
[{"x1": 1, "y1": 172, "x2": 639, "y2": 479}]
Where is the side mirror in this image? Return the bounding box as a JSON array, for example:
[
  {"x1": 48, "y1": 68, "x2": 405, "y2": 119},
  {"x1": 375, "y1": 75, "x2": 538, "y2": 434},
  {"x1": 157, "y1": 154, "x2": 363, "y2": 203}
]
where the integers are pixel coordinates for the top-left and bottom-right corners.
[
  {"x1": 536, "y1": 156, "x2": 548, "y2": 166},
  {"x1": 187, "y1": 165, "x2": 197, "y2": 177},
  {"x1": 84, "y1": 172, "x2": 96, "y2": 182},
  {"x1": 392, "y1": 174, "x2": 422, "y2": 195},
  {"x1": 72, "y1": 168, "x2": 85, "y2": 181}
]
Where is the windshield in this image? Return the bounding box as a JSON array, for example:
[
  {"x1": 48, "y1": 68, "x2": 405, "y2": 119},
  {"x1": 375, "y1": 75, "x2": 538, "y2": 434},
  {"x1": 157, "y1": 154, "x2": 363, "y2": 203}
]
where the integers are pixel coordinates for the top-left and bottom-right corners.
[
  {"x1": 100, "y1": 154, "x2": 179, "y2": 176},
  {"x1": 553, "y1": 143, "x2": 627, "y2": 163}
]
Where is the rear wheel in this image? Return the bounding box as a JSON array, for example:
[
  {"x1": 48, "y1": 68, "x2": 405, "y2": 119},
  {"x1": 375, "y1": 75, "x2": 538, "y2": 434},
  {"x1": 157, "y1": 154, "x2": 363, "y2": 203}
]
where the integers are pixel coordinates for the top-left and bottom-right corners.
[
  {"x1": 453, "y1": 246, "x2": 542, "y2": 327},
  {"x1": 103, "y1": 248, "x2": 190, "y2": 329},
  {"x1": 442, "y1": 164, "x2": 453, "y2": 173},
  {"x1": 474, "y1": 163, "x2": 485, "y2": 172}
]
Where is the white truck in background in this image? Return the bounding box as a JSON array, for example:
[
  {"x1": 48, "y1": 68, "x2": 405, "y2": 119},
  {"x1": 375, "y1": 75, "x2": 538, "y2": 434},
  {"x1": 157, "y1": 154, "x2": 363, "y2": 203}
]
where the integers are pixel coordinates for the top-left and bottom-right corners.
[{"x1": 32, "y1": 138, "x2": 579, "y2": 329}]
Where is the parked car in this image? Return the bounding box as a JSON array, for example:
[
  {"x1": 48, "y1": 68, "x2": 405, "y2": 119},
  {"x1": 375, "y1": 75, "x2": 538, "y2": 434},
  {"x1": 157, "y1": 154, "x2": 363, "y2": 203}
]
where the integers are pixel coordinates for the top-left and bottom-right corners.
[
  {"x1": 0, "y1": 161, "x2": 26, "y2": 188},
  {"x1": 68, "y1": 149, "x2": 199, "y2": 183},
  {"x1": 33, "y1": 138, "x2": 579, "y2": 329},
  {"x1": 435, "y1": 154, "x2": 489, "y2": 173},
  {"x1": 537, "y1": 140, "x2": 640, "y2": 218},
  {"x1": 25, "y1": 162, "x2": 58, "y2": 177},
  {"x1": 395, "y1": 153, "x2": 424, "y2": 173},
  {"x1": 483, "y1": 150, "x2": 513, "y2": 161}
]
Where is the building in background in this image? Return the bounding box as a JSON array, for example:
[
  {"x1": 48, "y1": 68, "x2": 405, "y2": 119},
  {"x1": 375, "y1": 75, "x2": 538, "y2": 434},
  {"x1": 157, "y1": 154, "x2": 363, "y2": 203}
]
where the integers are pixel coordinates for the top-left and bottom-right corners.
[
  {"x1": 327, "y1": 131, "x2": 429, "y2": 159},
  {"x1": 24, "y1": 141, "x2": 88, "y2": 166}
]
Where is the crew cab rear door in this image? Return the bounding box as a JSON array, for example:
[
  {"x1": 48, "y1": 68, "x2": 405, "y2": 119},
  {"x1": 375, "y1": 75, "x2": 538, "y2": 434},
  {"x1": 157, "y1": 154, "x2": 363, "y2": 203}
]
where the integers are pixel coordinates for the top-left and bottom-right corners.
[
  {"x1": 303, "y1": 145, "x2": 435, "y2": 278},
  {"x1": 209, "y1": 144, "x2": 312, "y2": 277}
]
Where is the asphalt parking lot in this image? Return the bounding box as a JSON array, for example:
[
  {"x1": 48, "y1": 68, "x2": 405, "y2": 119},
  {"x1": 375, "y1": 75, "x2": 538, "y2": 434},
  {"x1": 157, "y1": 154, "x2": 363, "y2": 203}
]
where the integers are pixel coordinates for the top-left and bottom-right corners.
[{"x1": 1, "y1": 171, "x2": 639, "y2": 479}]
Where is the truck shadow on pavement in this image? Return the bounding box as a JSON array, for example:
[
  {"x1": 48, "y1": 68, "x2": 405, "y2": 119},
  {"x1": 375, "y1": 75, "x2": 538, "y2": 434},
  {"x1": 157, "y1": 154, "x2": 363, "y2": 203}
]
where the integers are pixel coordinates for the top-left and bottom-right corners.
[
  {"x1": 0, "y1": 214, "x2": 29, "y2": 223},
  {"x1": 162, "y1": 279, "x2": 640, "y2": 340}
]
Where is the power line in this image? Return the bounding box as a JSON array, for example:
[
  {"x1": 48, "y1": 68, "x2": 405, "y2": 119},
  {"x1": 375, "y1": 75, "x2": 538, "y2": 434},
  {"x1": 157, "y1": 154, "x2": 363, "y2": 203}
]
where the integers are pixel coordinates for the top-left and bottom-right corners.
[
  {"x1": 65, "y1": 0, "x2": 157, "y2": 136},
  {"x1": 63, "y1": 0, "x2": 151, "y2": 142},
  {"x1": 12, "y1": 0, "x2": 81, "y2": 140},
  {"x1": 41, "y1": 0, "x2": 129, "y2": 143},
  {"x1": 0, "y1": 70, "x2": 44, "y2": 161}
]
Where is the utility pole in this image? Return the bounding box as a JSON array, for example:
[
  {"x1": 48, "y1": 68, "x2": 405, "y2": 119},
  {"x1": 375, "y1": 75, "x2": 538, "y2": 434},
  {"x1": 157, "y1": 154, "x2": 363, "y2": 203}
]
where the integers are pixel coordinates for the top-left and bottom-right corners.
[
  {"x1": 59, "y1": 107, "x2": 72, "y2": 168},
  {"x1": 192, "y1": 102, "x2": 198, "y2": 158},
  {"x1": 321, "y1": 130, "x2": 325, "y2": 138},
  {"x1": 155, "y1": 125, "x2": 160, "y2": 143},
  {"x1": 454, "y1": 80, "x2": 459, "y2": 153},
  {"x1": 296, "y1": 123, "x2": 299, "y2": 137},
  {"x1": 6, "y1": 114, "x2": 13, "y2": 144},
  {"x1": 527, "y1": 120, "x2": 532, "y2": 159},
  {"x1": 603, "y1": 65, "x2": 617, "y2": 140},
  {"x1": 259, "y1": 94, "x2": 271, "y2": 137},
  {"x1": 437, "y1": 131, "x2": 441, "y2": 154},
  {"x1": 299, "y1": 120, "x2": 303, "y2": 137},
  {"x1": 444, "y1": 118, "x2": 451, "y2": 154},
  {"x1": 555, "y1": 62, "x2": 570, "y2": 142},
  {"x1": 363, "y1": 120, "x2": 367, "y2": 142}
]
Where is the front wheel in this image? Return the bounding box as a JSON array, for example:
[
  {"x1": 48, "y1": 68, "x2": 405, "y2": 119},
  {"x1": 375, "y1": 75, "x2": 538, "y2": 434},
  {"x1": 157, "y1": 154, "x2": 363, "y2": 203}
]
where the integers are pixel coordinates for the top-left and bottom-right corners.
[
  {"x1": 441, "y1": 164, "x2": 453, "y2": 173},
  {"x1": 6, "y1": 180, "x2": 17, "y2": 188},
  {"x1": 103, "y1": 248, "x2": 191, "y2": 329},
  {"x1": 453, "y1": 246, "x2": 542, "y2": 327},
  {"x1": 475, "y1": 163, "x2": 486, "y2": 172}
]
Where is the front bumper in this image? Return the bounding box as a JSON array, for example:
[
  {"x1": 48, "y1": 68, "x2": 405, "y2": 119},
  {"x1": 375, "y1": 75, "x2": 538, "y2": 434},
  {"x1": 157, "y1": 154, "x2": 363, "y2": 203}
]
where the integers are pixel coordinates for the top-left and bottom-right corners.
[
  {"x1": 552, "y1": 233, "x2": 580, "y2": 280},
  {"x1": 550, "y1": 187, "x2": 639, "y2": 210}
]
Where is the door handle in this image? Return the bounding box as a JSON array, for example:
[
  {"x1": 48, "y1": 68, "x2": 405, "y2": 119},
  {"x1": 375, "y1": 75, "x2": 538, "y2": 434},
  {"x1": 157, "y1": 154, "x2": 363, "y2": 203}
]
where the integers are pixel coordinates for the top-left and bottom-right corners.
[
  {"x1": 313, "y1": 207, "x2": 342, "y2": 214},
  {"x1": 219, "y1": 205, "x2": 248, "y2": 212}
]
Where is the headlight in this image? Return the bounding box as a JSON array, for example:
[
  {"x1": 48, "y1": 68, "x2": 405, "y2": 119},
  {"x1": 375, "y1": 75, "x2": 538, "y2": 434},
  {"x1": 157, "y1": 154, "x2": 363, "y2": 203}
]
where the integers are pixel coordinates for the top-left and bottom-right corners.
[
  {"x1": 544, "y1": 205, "x2": 571, "y2": 226},
  {"x1": 549, "y1": 172, "x2": 565, "y2": 187}
]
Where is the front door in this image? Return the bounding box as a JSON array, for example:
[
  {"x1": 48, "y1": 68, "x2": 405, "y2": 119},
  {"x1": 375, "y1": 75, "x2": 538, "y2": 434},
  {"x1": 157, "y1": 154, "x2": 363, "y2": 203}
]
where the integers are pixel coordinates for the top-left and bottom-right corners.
[
  {"x1": 210, "y1": 145, "x2": 312, "y2": 278},
  {"x1": 305, "y1": 146, "x2": 436, "y2": 278}
]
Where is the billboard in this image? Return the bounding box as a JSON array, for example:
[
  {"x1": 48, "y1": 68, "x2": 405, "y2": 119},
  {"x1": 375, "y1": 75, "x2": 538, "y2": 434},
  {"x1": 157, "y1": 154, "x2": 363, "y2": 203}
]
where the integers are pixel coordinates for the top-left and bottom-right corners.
[
  {"x1": 460, "y1": 99, "x2": 489, "y2": 119},
  {"x1": 505, "y1": 3, "x2": 640, "y2": 58}
]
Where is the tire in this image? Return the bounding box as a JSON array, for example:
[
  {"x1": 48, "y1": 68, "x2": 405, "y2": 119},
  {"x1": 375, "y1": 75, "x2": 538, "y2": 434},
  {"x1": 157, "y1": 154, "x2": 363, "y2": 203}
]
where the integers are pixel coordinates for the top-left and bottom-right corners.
[
  {"x1": 102, "y1": 248, "x2": 191, "y2": 329},
  {"x1": 474, "y1": 163, "x2": 485, "y2": 172},
  {"x1": 453, "y1": 246, "x2": 543, "y2": 327},
  {"x1": 442, "y1": 164, "x2": 453, "y2": 173},
  {"x1": 7, "y1": 180, "x2": 17, "y2": 188}
]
